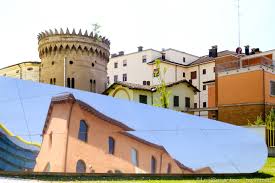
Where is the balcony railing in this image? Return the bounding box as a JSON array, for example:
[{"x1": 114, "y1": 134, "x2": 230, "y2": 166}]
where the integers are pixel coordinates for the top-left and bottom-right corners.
[{"x1": 216, "y1": 56, "x2": 274, "y2": 73}]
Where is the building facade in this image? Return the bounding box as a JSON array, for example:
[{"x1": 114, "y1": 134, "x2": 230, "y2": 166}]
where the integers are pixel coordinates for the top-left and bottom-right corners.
[
  {"x1": 0, "y1": 61, "x2": 40, "y2": 82},
  {"x1": 38, "y1": 28, "x2": 110, "y2": 93},
  {"x1": 0, "y1": 123, "x2": 40, "y2": 171},
  {"x1": 103, "y1": 80, "x2": 199, "y2": 112},
  {"x1": 34, "y1": 93, "x2": 212, "y2": 174},
  {"x1": 108, "y1": 46, "x2": 236, "y2": 117}
]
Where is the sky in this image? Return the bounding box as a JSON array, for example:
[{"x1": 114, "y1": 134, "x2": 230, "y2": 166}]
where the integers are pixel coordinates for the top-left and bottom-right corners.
[{"x1": 0, "y1": 0, "x2": 274, "y2": 68}]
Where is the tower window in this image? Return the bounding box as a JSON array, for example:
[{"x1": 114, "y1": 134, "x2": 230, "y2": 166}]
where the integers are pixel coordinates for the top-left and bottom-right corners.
[
  {"x1": 51, "y1": 61, "x2": 55, "y2": 65},
  {"x1": 69, "y1": 61, "x2": 74, "y2": 64},
  {"x1": 71, "y1": 78, "x2": 75, "y2": 88},
  {"x1": 92, "y1": 63, "x2": 95, "y2": 67},
  {"x1": 67, "y1": 78, "x2": 71, "y2": 88}
]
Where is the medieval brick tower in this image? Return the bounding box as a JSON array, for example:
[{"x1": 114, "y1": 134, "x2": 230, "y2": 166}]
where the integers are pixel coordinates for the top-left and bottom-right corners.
[{"x1": 38, "y1": 28, "x2": 110, "y2": 93}]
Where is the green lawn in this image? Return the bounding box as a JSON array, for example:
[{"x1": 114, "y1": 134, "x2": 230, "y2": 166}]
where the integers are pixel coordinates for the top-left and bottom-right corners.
[{"x1": 2, "y1": 158, "x2": 275, "y2": 182}]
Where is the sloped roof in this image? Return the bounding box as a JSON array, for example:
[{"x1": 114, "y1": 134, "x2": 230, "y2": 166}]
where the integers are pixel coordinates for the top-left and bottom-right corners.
[
  {"x1": 189, "y1": 50, "x2": 237, "y2": 65},
  {"x1": 103, "y1": 80, "x2": 200, "y2": 95}
]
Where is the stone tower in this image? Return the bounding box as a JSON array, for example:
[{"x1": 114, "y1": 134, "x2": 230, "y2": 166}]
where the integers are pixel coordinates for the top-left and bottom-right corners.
[{"x1": 38, "y1": 28, "x2": 110, "y2": 93}]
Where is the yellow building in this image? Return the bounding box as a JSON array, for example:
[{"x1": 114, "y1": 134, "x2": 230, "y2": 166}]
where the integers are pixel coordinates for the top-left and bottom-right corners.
[
  {"x1": 0, "y1": 61, "x2": 40, "y2": 82},
  {"x1": 103, "y1": 80, "x2": 199, "y2": 112}
]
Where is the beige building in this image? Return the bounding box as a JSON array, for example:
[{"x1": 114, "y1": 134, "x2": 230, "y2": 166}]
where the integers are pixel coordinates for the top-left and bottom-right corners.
[
  {"x1": 108, "y1": 46, "x2": 236, "y2": 117},
  {"x1": 103, "y1": 80, "x2": 199, "y2": 112},
  {"x1": 0, "y1": 61, "x2": 40, "y2": 82},
  {"x1": 38, "y1": 28, "x2": 110, "y2": 93}
]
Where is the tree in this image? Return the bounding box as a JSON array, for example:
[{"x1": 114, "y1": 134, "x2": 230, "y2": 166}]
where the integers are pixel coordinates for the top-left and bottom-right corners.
[
  {"x1": 92, "y1": 23, "x2": 101, "y2": 41},
  {"x1": 154, "y1": 59, "x2": 171, "y2": 108}
]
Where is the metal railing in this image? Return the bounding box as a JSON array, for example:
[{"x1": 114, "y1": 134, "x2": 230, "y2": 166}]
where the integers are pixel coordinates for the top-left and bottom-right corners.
[{"x1": 216, "y1": 56, "x2": 274, "y2": 73}]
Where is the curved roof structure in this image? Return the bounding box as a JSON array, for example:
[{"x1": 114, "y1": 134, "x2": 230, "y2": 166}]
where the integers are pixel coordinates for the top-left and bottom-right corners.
[{"x1": 0, "y1": 76, "x2": 268, "y2": 173}]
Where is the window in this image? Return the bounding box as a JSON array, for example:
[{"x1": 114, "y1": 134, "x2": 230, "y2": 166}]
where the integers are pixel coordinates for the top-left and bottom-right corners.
[
  {"x1": 53, "y1": 78, "x2": 56, "y2": 85},
  {"x1": 71, "y1": 78, "x2": 75, "y2": 88},
  {"x1": 67, "y1": 78, "x2": 71, "y2": 88},
  {"x1": 114, "y1": 62, "x2": 118, "y2": 68},
  {"x1": 16, "y1": 70, "x2": 19, "y2": 73},
  {"x1": 123, "y1": 60, "x2": 127, "y2": 67},
  {"x1": 173, "y1": 96, "x2": 179, "y2": 107},
  {"x1": 131, "y1": 148, "x2": 138, "y2": 166},
  {"x1": 78, "y1": 120, "x2": 88, "y2": 142},
  {"x1": 92, "y1": 63, "x2": 95, "y2": 67},
  {"x1": 107, "y1": 77, "x2": 110, "y2": 85},
  {"x1": 76, "y1": 160, "x2": 86, "y2": 173},
  {"x1": 213, "y1": 67, "x2": 216, "y2": 73},
  {"x1": 146, "y1": 81, "x2": 150, "y2": 86},
  {"x1": 50, "y1": 78, "x2": 53, "y2": 84},
  {"x1": 203, "y1": 85, "x2": 206, "y2": 90},
  {"x1": 114, "y1": 75, "x2": 118, "y2": 82},
  {"x1": 182, "y1": 72, "x2": 185, "y2": 78},
  {"x1": 167, "y1": 163, "x2": 172, "y2": 174},
  {"x1": 203, "y1": 102, "x2": 207, "y2": 108},
  {"x1": 203, "y1": 69, "x2": 206, "y2": 74},
  {"x1": 143, "y1": 81, "x2": 146, "y2": 85},
  {"x1": 194, "y1": 103, "x2": 197, "y2": 109},
  {"x1": 183, "y1": 57, "x2": 186, "y2": 63},
  {"x1": 51, "y1": 61, "x2": 55, "y2": 65},
  {"x1": 43, "y1": 162, "x2": 51, "y2": 172},
  {"x1": 191, "y1": 71, "x2": 197, "y2": 79},
  {"x1": 69, "y1": 60, "x2": 74, "y2": 64},
  {"x1": 139, "y1": 95, "x2": 147, "y2": 104},
  {"x1": 153, "y1": 68, "x2": 160, "y2": 77},
  {"x1": 185, "y1": 97, "x2": 190, "y2": 108},
  {"x1": 151, "y1": 156, "x2": 157, "y2": 174},
  {"x1": 123, "y1": 74, "x2": 127, "y2": 82},
  {"x1": 142, "y1": 55, "x2": 147, "y2": 63},
  {"x1": 108, "y1": 137, "x2": 115, "y2": 155},
  {"x1": 271, "y1": 81, "x2": 275, "y2": 95},
  {"x1": 189, "y1": 79, "x2": 192, "y2": 84}
]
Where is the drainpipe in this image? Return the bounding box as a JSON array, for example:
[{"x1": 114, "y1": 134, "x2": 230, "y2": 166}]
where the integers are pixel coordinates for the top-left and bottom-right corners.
[
  {"x1": 64, "y1": 100, "x2": 75, "y2": 172},
  {"x1": 198, "y1": 64, "x2": 201, "y2": 116}
]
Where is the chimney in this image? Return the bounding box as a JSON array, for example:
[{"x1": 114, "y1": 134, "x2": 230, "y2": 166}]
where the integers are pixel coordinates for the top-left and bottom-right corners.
[
  {"x1": 254, "y1": 48, "x2": 260, "y2": 53},
  {"x1": 251, "y1": 48, "x2": 256, "y2": 55},
  {"x1": 118, "y1": 51, "x2": 124, "y2": 56},
  {"x1": 212, "y1": 45, "x2": 218, "y2": 58},
  {"x1": 245, "y1": 45, "x2": 250, "y2": 55},
  {"x1": 111, "y1": 53, "x2": 117, "y2": 58},
  {"x1": 209, "y1": 48, "x2": 213, "y2": 57},
  {"x1": 161, "y1": 52, "x2": 166, "y2": 60},
  {"x1": 138, "y1": 46, "x2": 143, "y2": 52}
]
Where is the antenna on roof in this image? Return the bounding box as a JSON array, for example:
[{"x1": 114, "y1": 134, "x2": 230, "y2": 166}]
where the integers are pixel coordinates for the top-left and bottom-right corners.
[{"x1": 237, "y1": 0, "x2": 241, "y2": 47}]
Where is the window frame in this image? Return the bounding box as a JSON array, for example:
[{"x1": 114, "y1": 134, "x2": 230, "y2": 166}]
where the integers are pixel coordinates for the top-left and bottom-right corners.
[
  {"x1": 203, "y1": 85, "x2": 206, "y2": 90},
  {"x1": 202, "y1": 69, "x2": 206, "y2": 75},
  {"x1": 123, "y1": 60, "x2": 127, "y2": 67},
  {"x1": 108, "y1": 136, "x2": 115, "y2": 155},
  {"x1": 123, "y1": 73, "x2": 127, "y2": 82},
  {"x1": 114, "y1": 75, "x2": 118, "y2": 83},
  {"x1": 131, "y1": 148, "x2": 139, "y2": 167},
  {"x1": 185, "y1": 97, "x2": 191, "y2": 108},
  {"x1": 270, "y1": 81, "x2": 275, "y2": 96},
  {"x1": 173, "y1": 96, "x2": 179, "y2": 107},
  {"x1": 191, "y1": 71, "x2": 197, "y2": 79},
  {"x1": 139, "y1": 95, "x2": 148, "y2": 104},
  {"x1": 78, "y1": 120, "x2": 88, "y2": 142},
  {"x1": 203, "y1": 102, "x2": 207, "y2": 108},
  {"x1": 114, "y1": 62, "x2": 118, "y2": 68},
  {"x1": 76, "y1": 160, "x2": 86, "y2": 173}
]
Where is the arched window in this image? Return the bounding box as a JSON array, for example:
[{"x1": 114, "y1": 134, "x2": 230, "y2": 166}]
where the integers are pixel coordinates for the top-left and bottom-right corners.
[
  {"x1": 76, "y1": 160, "x2": 86, "y2": 173},
  {"x1": 67, "y1": 78, "x2": 71, "y2": 88},
  {"x1": 78, "y1": 120, "x2": 88, "y2": 142},
  {"x1": 151, "y1": 156, "x2": 157, "y2": 174},
  {"x1": 50, "y1": 78, "x2": 53, "y2": 84},
  {"x1": 43, "y1": 162, "x2": 50, "y2": 172},
  {"x1": 131, "y1": 148, "x2": 138, "y2": 166},
  {"x1": 167, "y1": 163, "x2": 171, "y2": 174},
  {"x1": 108, "y1": 137, "x2": 115, "y2": 155}
]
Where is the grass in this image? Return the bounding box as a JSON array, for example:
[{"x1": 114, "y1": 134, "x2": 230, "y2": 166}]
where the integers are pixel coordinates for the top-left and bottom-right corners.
[{"x1": 1, "y1": 158, "x2": 275, "y2": 182}]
